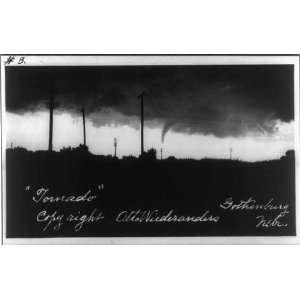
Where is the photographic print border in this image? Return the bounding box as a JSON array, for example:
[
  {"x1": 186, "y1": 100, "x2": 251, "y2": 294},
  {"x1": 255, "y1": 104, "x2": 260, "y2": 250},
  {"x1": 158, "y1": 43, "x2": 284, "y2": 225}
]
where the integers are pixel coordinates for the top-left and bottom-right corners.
[{"x1": 1, "y1": 54, "x2": 299, "y2": 244}]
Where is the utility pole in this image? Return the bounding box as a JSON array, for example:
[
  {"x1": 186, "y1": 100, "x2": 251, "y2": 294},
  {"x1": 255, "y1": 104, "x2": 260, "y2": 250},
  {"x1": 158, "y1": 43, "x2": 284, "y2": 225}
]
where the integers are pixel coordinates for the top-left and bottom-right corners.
[
  {"x1": 230, "y1": 147, "x2": 233, "y2": 160},
  {"x1": 81, "y1": 108, "x2": 86, "y2": 146},
  {"x1": 114, "y1": 138, "x2": 117, "y2": 158},
  {"x1": 160, "y1": 147, "x2": 163, "y2": 160},
  {"x1": 48, "y1": 78, "x2": 55, "y2": 152},
  {"x1": 138, "y1": 91, "x2": 145, "y2": 155},
  {"x1": 48, "y1": 95, "x2": 54, "y2": 152}
]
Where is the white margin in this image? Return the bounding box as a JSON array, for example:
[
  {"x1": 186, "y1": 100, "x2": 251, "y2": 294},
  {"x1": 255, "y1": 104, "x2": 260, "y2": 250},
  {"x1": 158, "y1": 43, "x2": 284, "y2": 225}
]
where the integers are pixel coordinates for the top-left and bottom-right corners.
[{"x1": 1, "y1": 55, "x2": 299, "y2": 245}]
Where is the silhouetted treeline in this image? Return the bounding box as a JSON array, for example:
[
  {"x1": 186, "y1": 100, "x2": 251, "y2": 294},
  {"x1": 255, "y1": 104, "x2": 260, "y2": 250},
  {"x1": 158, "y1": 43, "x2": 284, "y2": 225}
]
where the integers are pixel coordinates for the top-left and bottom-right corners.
[{"x1": 6, "y1": 146, "x2": 295, "y2": 164}]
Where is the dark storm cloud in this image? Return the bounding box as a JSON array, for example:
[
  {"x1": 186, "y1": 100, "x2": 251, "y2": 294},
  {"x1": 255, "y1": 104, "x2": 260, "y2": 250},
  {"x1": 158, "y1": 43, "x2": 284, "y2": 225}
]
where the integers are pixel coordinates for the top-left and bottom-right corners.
[{"x1": 5, "y1": 65, "x2": 294, "y2": 140}]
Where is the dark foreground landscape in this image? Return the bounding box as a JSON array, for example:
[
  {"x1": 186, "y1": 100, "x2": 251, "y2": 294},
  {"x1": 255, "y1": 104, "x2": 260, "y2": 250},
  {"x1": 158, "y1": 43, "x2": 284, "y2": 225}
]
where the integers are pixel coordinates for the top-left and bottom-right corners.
[{"x1": 5, "y1": 148, "x2": 296, "y2": 237}]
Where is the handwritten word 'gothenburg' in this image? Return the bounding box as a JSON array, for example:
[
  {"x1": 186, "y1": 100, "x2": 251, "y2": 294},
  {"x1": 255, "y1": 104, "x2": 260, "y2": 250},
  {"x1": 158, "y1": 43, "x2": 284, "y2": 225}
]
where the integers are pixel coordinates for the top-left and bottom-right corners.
[{"x1": 220, "y1": 197, "x2": 289, "y2": 228}]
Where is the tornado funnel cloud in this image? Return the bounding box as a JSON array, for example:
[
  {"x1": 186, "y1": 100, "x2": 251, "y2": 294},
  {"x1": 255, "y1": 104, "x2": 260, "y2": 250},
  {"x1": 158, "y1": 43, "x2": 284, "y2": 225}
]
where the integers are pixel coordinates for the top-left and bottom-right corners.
[{"x1": 161, "y1": 121, "x2": 176, "y2": 143}]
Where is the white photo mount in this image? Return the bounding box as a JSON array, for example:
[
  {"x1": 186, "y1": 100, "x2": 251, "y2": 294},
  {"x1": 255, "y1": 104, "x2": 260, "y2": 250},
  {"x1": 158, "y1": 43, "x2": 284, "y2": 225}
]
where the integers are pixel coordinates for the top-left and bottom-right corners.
[{"x1": 1, "y1": 55, "x2": 299, "y2": 244}]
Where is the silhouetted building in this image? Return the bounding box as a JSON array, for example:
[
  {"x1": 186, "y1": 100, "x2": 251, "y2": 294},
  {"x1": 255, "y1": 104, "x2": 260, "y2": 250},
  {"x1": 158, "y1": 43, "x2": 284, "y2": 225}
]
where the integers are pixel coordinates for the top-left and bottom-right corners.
[{"x1": 280, "y1": 149, "x2": 295, "y2": 161}]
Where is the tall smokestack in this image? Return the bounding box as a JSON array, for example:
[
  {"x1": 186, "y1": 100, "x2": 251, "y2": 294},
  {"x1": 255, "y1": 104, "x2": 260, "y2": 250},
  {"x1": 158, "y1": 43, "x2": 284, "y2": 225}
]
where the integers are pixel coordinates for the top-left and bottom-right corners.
[
  {"x1": 138, "y1": 92, "x2": 145, "y2": 155},
  {"x1": 82, "y1": 108, "x2": 86, "y2": 146},
  {"x1": 48, "y1": 96, "x2": 54, "y2": 151}
]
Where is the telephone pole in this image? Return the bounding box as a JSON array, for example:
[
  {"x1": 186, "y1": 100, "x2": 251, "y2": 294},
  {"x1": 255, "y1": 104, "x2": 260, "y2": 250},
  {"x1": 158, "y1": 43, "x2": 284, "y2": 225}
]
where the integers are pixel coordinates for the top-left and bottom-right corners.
[
  {"x1": 138, "y1": 91, "x2": 145, "y2": 155},
  {"x1": 81, "y1": 108, "x2": 86, "y2": 146},
  {"x1": 48, "y1": 78, "x2": 55, "y2": 152},
  {"x1": 114, "y1": 138, "x2": 117, "y2": 158},
  {"x1": 48, "y1": 95, "x2": 54, "y2": 151}
]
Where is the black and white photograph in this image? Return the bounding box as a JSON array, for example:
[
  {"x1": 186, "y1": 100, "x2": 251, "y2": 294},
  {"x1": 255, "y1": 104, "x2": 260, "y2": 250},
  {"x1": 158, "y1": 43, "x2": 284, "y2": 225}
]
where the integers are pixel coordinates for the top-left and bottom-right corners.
[
  {"x1": 2, "y1": 2, "x2": 300, "y2": 300},
  {"x1": 1, "y1": 55, "x2": 299, "y2": 243}
]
